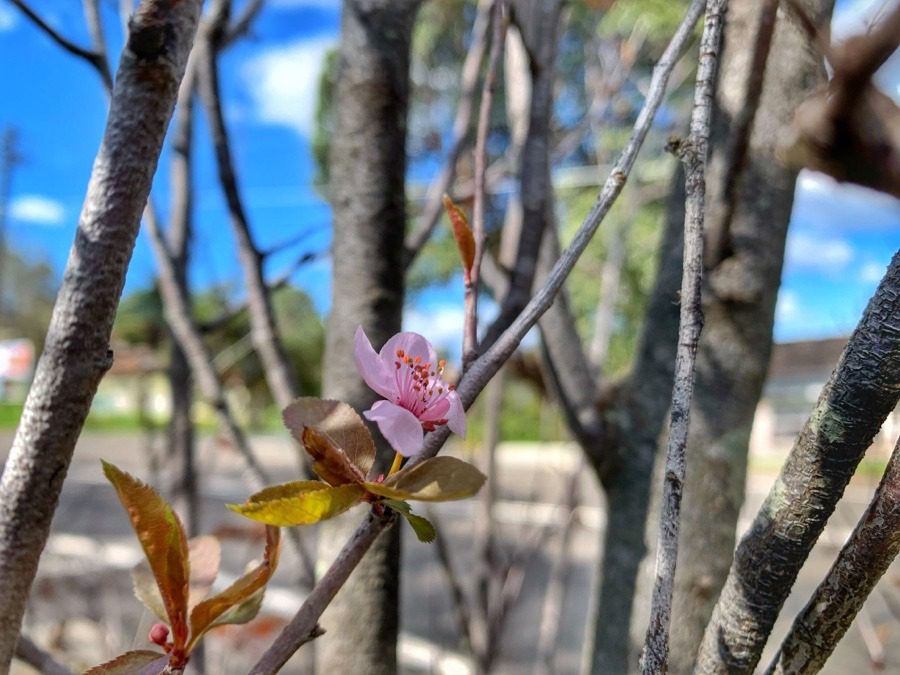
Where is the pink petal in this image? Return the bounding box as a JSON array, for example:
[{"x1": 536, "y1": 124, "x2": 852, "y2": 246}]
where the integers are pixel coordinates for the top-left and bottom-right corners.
[
  {"x1": 381, "y1": 332, "x2": 437, "y2": 369},
  {"x1": 419, "y1": 397, "x2": 450, "y2": 422},
  {"x1": 364, "y1": 401, "x2": 425, "y2": 457},
  {"x1": 354, "y1": 326, "x2": 397, "y2": 400},
  {"x1": 445, "y1": 391, "x2": 466, "y2": 437}
]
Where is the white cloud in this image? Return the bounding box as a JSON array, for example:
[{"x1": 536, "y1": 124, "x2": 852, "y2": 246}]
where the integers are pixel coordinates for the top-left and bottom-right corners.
[
  {"x1": 859, "y1": 260, "x2": 886, "y2": 283},
  {"x1": 775, "y1": 290, "x2": 801, "y2": 324},
  {"x1": 10, "y1": 195, "x2": 65, "y2": 226},
  {"x1": 0, "y1": 5, "x2": 17, "y2": 31},
  {"x1": 241, "y1": 36, "x2": 335, "y2": 138},
  {"x1": 404, "y1": 305, "x2": 466, "y2": 356},
  {"x1": 785, "y1": 232, "x2": 854, "y2": 271}
]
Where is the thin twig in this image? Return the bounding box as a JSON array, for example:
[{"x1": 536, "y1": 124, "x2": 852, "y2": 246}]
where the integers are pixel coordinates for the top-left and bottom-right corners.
[
  {"x1": 81, "y1": 0, "x2": 114, "y2": 92},
  {"x1": 197, "y1": 0, "x2": 303, "y2": 413},
  {"x1": 403, "y1": 0, "x2": 494, "y2": 266},
  {"x1": 246, "y1": 1, "x2": 707, "y2": 667},
  {"x1": 13, "y1": 635, "x2": 72, "y2": 675},
  {"x1": 638, "y1": 2, "x2": 726, "y2": 673},
  {"x1": 426, "y1": 506, "x2": 476, "y2": 657},
  {"x1": 417, "y1": 0, "x2": 709, "y2": 464},
  {"x1": 222, "y1": 0, "x2": 264, "y2": 47},
  {"x1": 464, "y1": 0, "x2": 508, "y2": 369},
  {"x1": 248, "y1": 512, "x2": 393, "y2": 674},
  {"x1": 143, "y1": 203, "x2": 317, "y2": 584},
  {"x1": 10, "y1": 0, "x2": 111, "y2": 89}
]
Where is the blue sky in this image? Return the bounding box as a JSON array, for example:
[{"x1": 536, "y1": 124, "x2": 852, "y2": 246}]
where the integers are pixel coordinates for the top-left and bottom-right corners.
[{"x1": 0, "y1": 0, "x2": 898, "y2": 354}]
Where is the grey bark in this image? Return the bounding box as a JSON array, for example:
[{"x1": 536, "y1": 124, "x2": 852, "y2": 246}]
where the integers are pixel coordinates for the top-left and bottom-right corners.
[
  {"x1": 639, "y1": 3, "x2": 726, "y2": 670},
  {"x1": 480, "y1": 0, "x2": 565, "y2": 353},
  {"x1": 669, "y1": 1, "x2": 833, "y2": 670},
  {"x1": 696, "y1": 250, "x2": 900, "y2": 673},
  {"x1": 0, "y1": 1, "x2": 201, "y2": 667},
  {"x1": 765, "y1": 433, "x2": 900, "y2": 674},
  {"x1": 316, "y1": 1, "x2": 420, "y2": 673}
]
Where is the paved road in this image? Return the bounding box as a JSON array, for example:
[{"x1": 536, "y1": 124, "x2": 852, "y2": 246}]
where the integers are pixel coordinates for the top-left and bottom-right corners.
[{"x1": 2, "y1": 432, "x2": 897, "y2": 674}]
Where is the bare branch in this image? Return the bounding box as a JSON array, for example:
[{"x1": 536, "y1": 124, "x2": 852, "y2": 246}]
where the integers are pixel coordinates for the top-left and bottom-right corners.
[
  {"x1": 143, "y1": 202, "x2": 317, "y2": 583},
  {"x1": 638, "y1": 2, "x2": 726, "y2": 672},
  {"x1": 704, "y1": 0, "x2": 778, "y2": 268},
  {"x1": 697, "y1": 251, "x2": 900, "y2": 672},
  {"x1": 765, "y1": 434, "x2": 900, "y2": 674},
  {"x1": 464, "y1": 0, "x2": 508, "y2": 369},
  {"x1": 249, "y1": 513, "x2": 394, "y2": 674},
  {"x1": 13, "y1": 635, "x2": 72, "y2": 675},
  {"x1": 417, "y1": 0, "x2": 709, "y2": 464},
  {"x1": 478, "y1": 0, "x2": 566, "y2": 353},
  {"x1": 403, "y1": 0, "x2": 494, "y2": 265},
  {"x1": 9, "y1": 0, "x2": 111, "y2": 89},
  {"x1": 0, "y1": 1, "x2": 202, "y2": 666},
  {"x1": 81, "y1": 0, "x2": 115, "y2": 91},
  {"x1": 427, "y1": 506, "x2": 476, "y2": 657},
  {"x1": 196, "y1": 0, "x2": 303, "y2": 412},
  {"x1": 244, "y1": 2, "x2": 707, "y2": 667},
  {"x1": 223, "y1": 0, "x2": 265, "y2": 47}
]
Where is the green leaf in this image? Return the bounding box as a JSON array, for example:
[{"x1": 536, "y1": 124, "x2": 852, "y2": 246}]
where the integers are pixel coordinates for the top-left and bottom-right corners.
[
  {"x1": 365, "y1": 456, "x2": 486, "y2": 502},
  {"x1": 187, "y1": 526, "x2": 281, "y2": 651},
  {"x1": 228, "y1": 481, "x2": 365, "y2": 526},
  {"x1": 84, "y1": 650, "x2": 167, "y2": 675},
  {"x1": 102, "y1": 461, "x2": 190, "y2": 651},
  {"x1": 283, "y1": 398, "x2": 376, "y2": 477},
  {"x1": 403, "y1": 511, "x2": 437, "y2": 543},
  {"x1": 382, "y1": 499, "x2": 411, "y2": 513},
  {"x1": 383, "y1": 499, "x2": 436, "y2": 543}
]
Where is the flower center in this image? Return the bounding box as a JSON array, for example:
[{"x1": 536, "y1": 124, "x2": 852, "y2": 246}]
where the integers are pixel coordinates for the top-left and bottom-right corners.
[{"x1": 393, "y1": 349, "x2": 453, "y2": 425}]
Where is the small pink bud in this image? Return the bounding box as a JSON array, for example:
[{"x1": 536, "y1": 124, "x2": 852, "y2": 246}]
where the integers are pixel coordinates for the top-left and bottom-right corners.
[{"x1": 149, "y1": 623, "x2": 170, "y2": 646}]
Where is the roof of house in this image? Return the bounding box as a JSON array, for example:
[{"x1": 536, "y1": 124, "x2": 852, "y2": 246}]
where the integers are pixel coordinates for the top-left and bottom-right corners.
[{"x1": 767, "y1": 337, "x2": 848, "y2": 380}]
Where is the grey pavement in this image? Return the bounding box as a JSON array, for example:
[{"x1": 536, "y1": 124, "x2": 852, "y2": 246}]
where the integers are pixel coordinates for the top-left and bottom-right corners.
[{"x1": 1, "y1": 432, "x2": 897, "y2": 674}]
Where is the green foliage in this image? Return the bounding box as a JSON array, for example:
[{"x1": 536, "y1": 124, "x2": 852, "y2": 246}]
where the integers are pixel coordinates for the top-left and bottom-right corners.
[
  {"x1": 312, "y1": 47, "x2": 339, "y2": 190},
  {"x1": 113, "y1": 286, "x2": 165, "y2": 347},
  {"x1": 563, "y1": 181, "x2": 668, "y2": 377},
  {"x1": 0, "y1": 247, "x2": 56, "y2": 351}
]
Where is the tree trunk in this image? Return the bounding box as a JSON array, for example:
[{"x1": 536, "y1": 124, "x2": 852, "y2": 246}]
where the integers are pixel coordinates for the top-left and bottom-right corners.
[
  {"x1": 0, "y1": 1, "x2": 201, "y2": 667},
  {"x1": 697, "y1": 250, "x2": 900, "y2": 672},
  {"x1": 316, "y1": 1, "x2": 420, "y2": 673},
  {"x1": 585, "y1": 174, "x2": 685, "y2": 673},
  {"x1": 668, "y1": 1, "x2": 832, "y2": 670}
]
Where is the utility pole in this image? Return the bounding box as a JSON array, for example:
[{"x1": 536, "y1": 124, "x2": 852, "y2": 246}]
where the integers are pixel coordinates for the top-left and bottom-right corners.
[{"x1": 0, "y1": 128, "x2": 23, "y2": 317}]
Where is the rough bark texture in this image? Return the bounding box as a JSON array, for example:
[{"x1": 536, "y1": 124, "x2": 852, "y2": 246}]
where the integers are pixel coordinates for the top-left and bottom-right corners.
[
  {"x1": 0, "y1": 1, "x2": 201, "y2": 667},
  {"x1": 668, "y1": 0, "x2": 833, "y2": 671},
  {"x1": 316, "y1": 1, "x2": 420, "y2": 673},
  {"x1": 766, "y1": 435, "x2": 900, "y2": 674},
  {"x1": 696, "y1": 251, "x2": 900, "y2": 673}
]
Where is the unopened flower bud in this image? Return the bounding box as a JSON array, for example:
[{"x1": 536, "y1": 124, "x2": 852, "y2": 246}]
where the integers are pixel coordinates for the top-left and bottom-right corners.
[{"x1": 149, "y1": 623, "x2": 169, "y2": 646}]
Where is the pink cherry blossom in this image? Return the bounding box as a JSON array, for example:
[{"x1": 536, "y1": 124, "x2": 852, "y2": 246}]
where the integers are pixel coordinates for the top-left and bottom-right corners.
[{"x1": 354, "y1": 326, "x2": 466, "y2": 457}]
